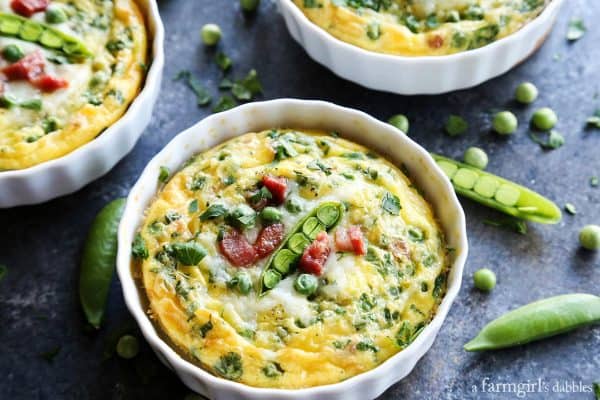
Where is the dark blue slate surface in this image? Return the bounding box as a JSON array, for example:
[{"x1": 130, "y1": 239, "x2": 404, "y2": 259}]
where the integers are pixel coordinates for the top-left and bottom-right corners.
[{"x1": 1, "y1": 1, "x2": 599, "y2": 399}]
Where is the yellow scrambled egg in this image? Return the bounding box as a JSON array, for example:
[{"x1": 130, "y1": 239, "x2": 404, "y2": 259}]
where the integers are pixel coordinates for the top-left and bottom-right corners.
[
  {"x1": 0, "y1": 0, "x2": 147, "y2": 170},
  {"x1": 293, "y1": 0, "x2": 549, "y2": 56},
  {"x1": 134, "y1": 130, "x2": 450, "y2": 388}
]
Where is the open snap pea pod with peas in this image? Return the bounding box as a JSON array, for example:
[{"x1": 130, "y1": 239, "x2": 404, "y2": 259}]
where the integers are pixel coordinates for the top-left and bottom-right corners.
[
  {"x1": 0, "y1": 13, "x2": 91, "y2": 59},
  {"x1": 431, "y1": 154, "x2": 561, "y2": 224},
  {"x1": 465, "y1": 294, "x2": 600, "y2": 351},
  {"x1": 259, "y1": 201, "x2": 343, "y2": 295}
]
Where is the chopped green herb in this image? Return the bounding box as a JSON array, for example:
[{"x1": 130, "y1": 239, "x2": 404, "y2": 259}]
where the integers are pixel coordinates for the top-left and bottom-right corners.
[
  {"x1": 132, "y1": 233, "x2": 149, "y2": 259},
  {"x1": 214, "y1": 352, "x2": 243, "y2": 380},
  {"x1": 591, "y1": 176, "x2": 599, "y2": 187},
  {"x1": 356, "y1": 339, "x2": 378, "y2": 352},
  {"x1": 174, "y1": 70, "x2": 211, "y2": 106},
  {"x1": 227, "y1": 204, "x2": 257, "y2": 229},
  {"x1": 172, "y1": 242, "x2": 207, "y2": 265},
  {"x1": 564, "y1": 203, "x2": 576, "y2": 215},
  {"x1": 188, "y1": 174, "x2": 207, "y2": 191},
  {"x1": 366, "y1": 21, "x2": 381, "y2": 40},
  {"x1": 249, "y1": 186, "x2": 272, "y2": 207},
  {"x1": 484, "y1": 217, "x2": 527, "y2": 235},
  {"x1": 529, "y1": 130, "x2": 564, "y2": 150},
  {"x1": 593, "y1": 382, "x2": 600, "y2": 400},
  {"x1": 566, "y1": 18, "x2": 586, "y2": 41},
  {"x1": 262, "y1": 361, "x2": 284, "y2": 378},
  {"x1": 381, "y1": 191, "x2": 401, "y2": 215},
  {"x1": 20, "y1": 98, "x2": 43, "y2": 111},
  {"x1": 158, "y1": 166, "x2": 170, "y2": 183},
  {"x1": 215, "y1": 52, "x2": 232, "y2": 71},
  {"x1": 213, "y1": 96, "x2": 237, "y2": 113},
  {"x1": 219, "y1": 78, "x2": 234, "y2": 90},
  {"x1": 586, "y1": 109, "x2": 600, "y2": 128},
  {"x1": 198, "y1": 319, "x2": 213, "y2": 338},
  {"x1": 188, "y1": 199, "x2": 199, "y2": 214},
  {"x1": 200, "y1": 204, "x2": 228, "y2": 221}
]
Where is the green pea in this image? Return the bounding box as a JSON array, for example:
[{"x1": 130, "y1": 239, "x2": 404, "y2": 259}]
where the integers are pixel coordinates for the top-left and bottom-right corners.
[
  {"x1": 273, "y1": 249, "x2": 297, "y2": 274},
  {"x1": 445, "y1": 115, "x2": 468, "y2": 136},
  {"x1": 388, "y1": 114, "x2": 409, "y2": 134},
  {"x1": 263, "y1": 269, "x2": 281, "y2": 289},
  {"x1": 201, "y1": 23, "x2": 221, "y2": 46},
  {"x1": 492, "y1": 111, "x2": 518, "y2": 135},
  {"x1": 464, "y1": 294, "x2": 600, "y2": 351},
  {"x1": 473, "y1": 268, "x2": 496, "y2": 292},
  {"x1": 316, "y1": 203, "x2": 341, "y2": 228},
  {"x1": 45, "y1": 5, "x2": 68, "y2": 24},
  {"x1": 288, "y1": 232, "x2": 310, "y2": 254},
  {"x1": 240, "y1": 0, "x2": 260, "y2": 12},
  {"x1": 515, "y1": 82, "x2": 538, "y2": 104},
  {"x1": 260, "y1": 206, "x2": 282, "y2": 223},
  {"x1": 2, "y1": 44, "x2": 24, "y2": 62},
  {"x1": 532, "y1": 107, "x2": 557, "y2": 131},
  {"x1": 235, "y1": 272, "x2": 252, "y2": 294},
  {"x1": 302, "y1": 217, "x2": 324, "y2": 240},
  {"x1": 463, "y1": 147, "x2": 488, "y2": 170},
  {"x1": 579, "y1": 224, "x2": 600, "y2": 250},
  {"x1": 294, "y1": 273, "x2": 318, "y2": 296},
  {"x1": 116, "y1": 334, "x2": 140, "y2": 359}
]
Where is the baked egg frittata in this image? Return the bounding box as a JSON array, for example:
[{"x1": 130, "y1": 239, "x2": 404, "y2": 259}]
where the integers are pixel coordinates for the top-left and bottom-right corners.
[
  {"x1": 134, "y1": 129, "x2": 451, "y2": 388},
  {"x1": 292, "y1": 0, "x2": 549, "y2": 56},
  {"x1": 0, "y1": 0, "x2": 147, "y2": 170}
]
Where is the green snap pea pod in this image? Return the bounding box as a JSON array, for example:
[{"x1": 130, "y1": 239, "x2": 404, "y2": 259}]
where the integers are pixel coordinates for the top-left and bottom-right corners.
[
  {"x1": 464, "y1": 294, "x2": 600, "y2": 351},
  {"x1": 79, "y1": 198, "x2": 126, "y2": 329},
  {"x1": 431, "y1": 154, "x2": 561, "y2": 224},
  {"x1": 259, "y1": 201, "x2": 343, "y2": 295},
  {"x1": 0, "y1": 13, "x2": 91, "y2": 59}
]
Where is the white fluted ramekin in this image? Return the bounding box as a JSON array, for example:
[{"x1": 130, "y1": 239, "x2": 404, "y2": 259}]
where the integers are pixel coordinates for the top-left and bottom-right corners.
[
  {"x1": 117, "y1": 99, "x2": 469, "y2": 400},
  {"x1": 277, "y1": 0, "x2": 564, "y2": 95},
  {"x1": 0, "y1": 0, "x2": 164, "y2": 208}
]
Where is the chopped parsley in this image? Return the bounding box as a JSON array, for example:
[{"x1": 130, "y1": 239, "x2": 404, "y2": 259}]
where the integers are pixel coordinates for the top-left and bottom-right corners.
[
  {"x1": 214, "y1": 352, "x2": 243, "y2": 380},
  {"x1": 174, "y1": 70, "x2": 212, "y2": 106},
  {"x1": 171, "y1": 242, "x2": 207, "y2": 265},
  {"x1": 529, "y1": 130, "x2": 565, "y2": 150},
  {"x1": 484, "y1": 217, "x2": 528, "y2": 235},
  {"x1": 586, "y1": 109, "x2": 600, "y2": 128},
  {"x1": 188, "y1": 199, "x2": 199, "y2": 214},
  {"x1": 381, "y1": 191, "x2": 401, "y2": 215},
  {"x1": 213, "y1": 95, "x2": 237, "y2": 113},
  {"x1": 200, "y1": 204, "x2": 228, "y2": 221},
  {"x1": 262, "y1": 361, "x2": 285, "y2": 378},
  {"x1": 564, "y1": 203, "x2": 577, "y2": 216},
  {"x1": 158, "y1": 166, "x2": 170, "y2": 183},
  {"x1": 566, "y1": 18, "x2": 586, "y2": 41},
  {"x1": 132, "y1": 233, "x2": 149, "y2": 259},
  {"x1": 215, "y1": 51, "x2": 232, "y2": 71}
]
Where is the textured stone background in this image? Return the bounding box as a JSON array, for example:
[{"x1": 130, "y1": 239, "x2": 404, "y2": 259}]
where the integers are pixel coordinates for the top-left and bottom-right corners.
[{"x1": 1, "y1": 0, "x2": 599, "y2": 399}]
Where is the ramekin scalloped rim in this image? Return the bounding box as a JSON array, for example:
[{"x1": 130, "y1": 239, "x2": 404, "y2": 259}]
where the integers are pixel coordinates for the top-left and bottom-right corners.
[
  {"x1": 117, "y1": 99, "x2": 469, "y2": 400},
  {"x1": 277, "y1": 0, "x2": 565, "y2": 95},
  {"x1": 0, "y1": 0, "x2": 164, "y2": 208}
]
